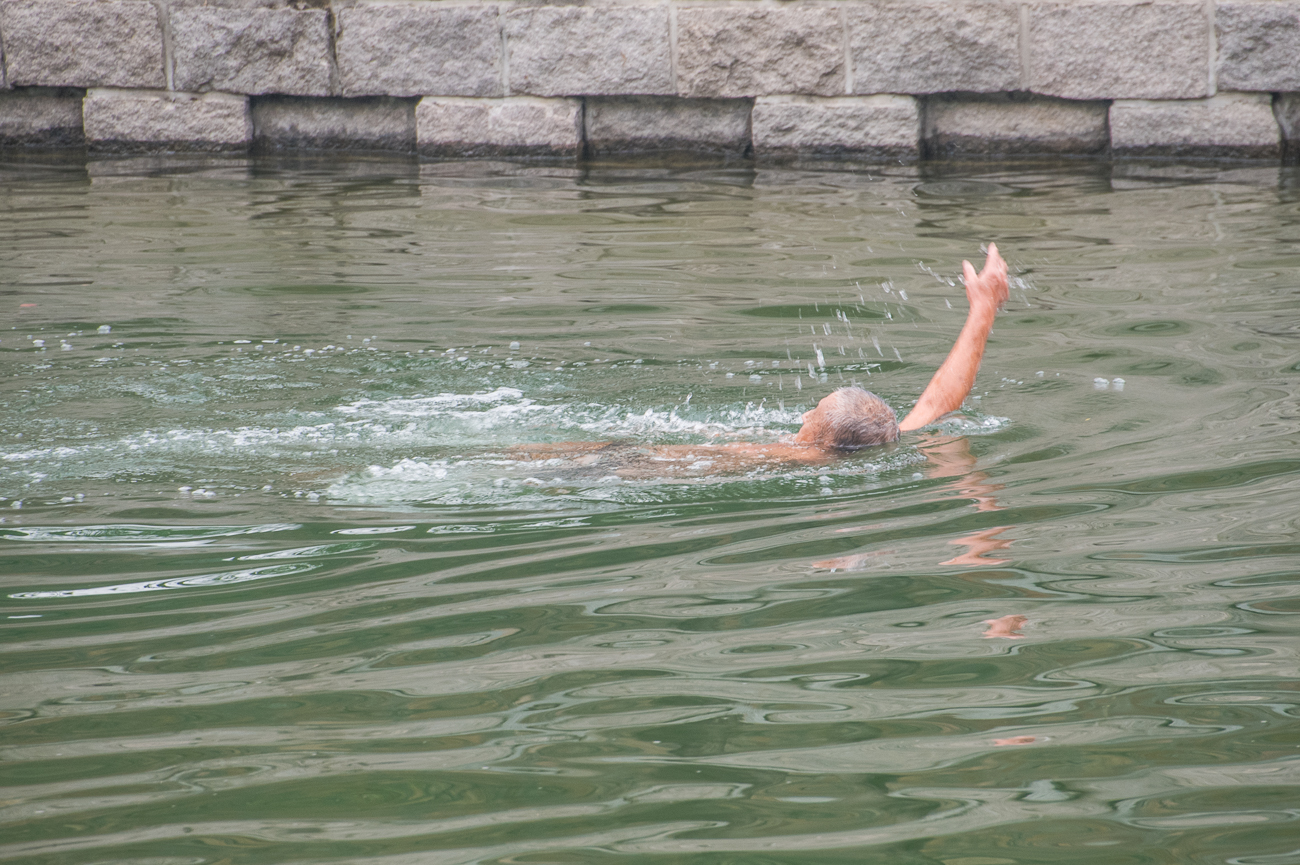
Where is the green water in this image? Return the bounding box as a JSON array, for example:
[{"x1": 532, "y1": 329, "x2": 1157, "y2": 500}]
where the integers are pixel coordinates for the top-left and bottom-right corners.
[{"x1": 2, "y1": 155, "x2": 1299, "y2": 864}]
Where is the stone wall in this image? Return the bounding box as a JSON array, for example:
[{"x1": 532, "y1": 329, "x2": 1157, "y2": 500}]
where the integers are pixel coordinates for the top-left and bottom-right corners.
[{"x1": 1, "y1": 0, "x2": 1298, "y2": 161}]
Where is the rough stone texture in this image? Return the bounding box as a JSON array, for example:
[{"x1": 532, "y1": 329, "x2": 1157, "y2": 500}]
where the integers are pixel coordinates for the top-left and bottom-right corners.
[
  {"x1": 923, "y1": 93, "x2": 1109, "y2": 156},
  {"x1": 83, "y1": 89, "x2": 251, "y2": 152},
  {"x1": 1028, "y1": 1, "x2": 1210, "y2": 100},
  {"x1": 1275, "y1": 93, "x2": 1300, "y2": 154},
  {"x1": 751, "y1": 95, "x2": 919, "y2": 158},
  {"x1": 1110, "y1": 92, "x2": 1281, "y2": 158},
  {"x1": 0, "y1": 0, "x2": 165, "y2": 89},
  {"x1": 0, "y1": 88, "x2": 85, "y2": 147},
  {"x1": 417, "y1": 97, "x2": 582, "y2": 158},
  {"x1": 504, "y1": 7, "x2": 671, "y2": 97},
  {"x1": 1218, "y1": 2, "x2": 1300, "y2": 92},
  {"x1": 584, "y1": 96, "x2": 751, "y2": 155},
  {"x1": 170, "y1": 7, "x2": 331, "y2": 96},
  {"x1": 676, "y1": 7, "x2": 845, "y2": 98},
  {"x1": 336, "y1": 5, "x2": 502, "y2": 98},
  {"x1": 251, "y1": 95, "x2": 417, "y2": 152},
  {"x1": 848, "y1": 2, "x2": 1020, "y2": 95}
]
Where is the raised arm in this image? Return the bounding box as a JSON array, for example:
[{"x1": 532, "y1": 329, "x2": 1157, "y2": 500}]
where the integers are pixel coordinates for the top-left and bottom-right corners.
[{"x1": 898, "y1": 244, "x2": 1009, "y2": 432}]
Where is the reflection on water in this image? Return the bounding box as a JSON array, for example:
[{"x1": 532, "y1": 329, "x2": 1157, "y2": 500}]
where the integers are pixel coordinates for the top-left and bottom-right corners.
[{"x1": 2, "y1": 155, "x2": 1299, "y2": 864}]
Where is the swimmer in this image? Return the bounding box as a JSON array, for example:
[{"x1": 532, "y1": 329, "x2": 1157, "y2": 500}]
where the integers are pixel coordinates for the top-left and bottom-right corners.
[{"x1": 509, "y1": 243, "x2": 1009, "y2": 476}]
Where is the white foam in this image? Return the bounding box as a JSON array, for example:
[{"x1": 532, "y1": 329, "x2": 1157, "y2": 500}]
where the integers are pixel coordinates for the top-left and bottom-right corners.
[
  {"x1": 930, "y1": 414, "x2": 1010, "y2": 435},
  {"x1": 332, "y1": 525, "x2": 417, "y2": 535},
  {"x1": 0, "y1": 386, "x2": 871, "y2": 509},
  {"x1": 335, "y1": 387, "x2": 529, "y2": 417}
]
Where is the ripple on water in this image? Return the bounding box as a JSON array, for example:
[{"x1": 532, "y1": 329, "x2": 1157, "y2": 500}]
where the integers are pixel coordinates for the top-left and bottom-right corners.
[{"x1": 1, "y1": 160, "x2": 1299, "y2": 865}]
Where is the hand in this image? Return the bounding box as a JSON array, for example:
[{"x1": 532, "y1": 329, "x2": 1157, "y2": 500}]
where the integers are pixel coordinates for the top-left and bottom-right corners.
[{"x1": 961, "y1": 242, "x2": 1009, "y2": 312}]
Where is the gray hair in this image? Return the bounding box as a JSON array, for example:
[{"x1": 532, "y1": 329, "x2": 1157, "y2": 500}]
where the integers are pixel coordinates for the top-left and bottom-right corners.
[{"x1": 821, "y1": 386, "x2": 900, "y2": 450}]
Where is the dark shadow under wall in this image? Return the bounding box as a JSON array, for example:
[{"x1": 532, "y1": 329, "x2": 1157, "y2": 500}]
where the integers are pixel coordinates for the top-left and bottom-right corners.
[
  {"x1": 582, "y1": 96, "x2": 753, "y2": 159},
  {"x1": 250, "y1": 95, "x2": 418, "y2": 155},
  {"x1": 0, "y1": 87, "x2": 85, "y2": 148},
  {"x1": 920, "y1": 92, "x2": 1111, "y2": 160}
]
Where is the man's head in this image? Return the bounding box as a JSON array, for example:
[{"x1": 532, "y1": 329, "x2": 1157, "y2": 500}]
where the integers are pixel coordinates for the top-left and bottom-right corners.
[{"x1": 793, "y1": 386, "x2": 900, "y2": 450}]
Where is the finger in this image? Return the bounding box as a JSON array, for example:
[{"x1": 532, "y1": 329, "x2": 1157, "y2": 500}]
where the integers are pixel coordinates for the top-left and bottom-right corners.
[
  {"x1": 986, "y1": 244, "x2": 1005, "y2": 276},
  {"x1": 962, "y1": 260, "x2": 978, "y2": 285}
]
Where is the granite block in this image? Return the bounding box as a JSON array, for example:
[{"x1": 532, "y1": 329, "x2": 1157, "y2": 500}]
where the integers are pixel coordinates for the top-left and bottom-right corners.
[
  {"x1": 0, "y1": 0, "x2": 164, "y2": 88},
  {"x1": 251, "y1": 95, "x2": 417, "y2": 152},
  {"x1": 336, "y1": 4, "x2": 503, "y2": 98},
  {"x1": 83, "y1": 88, "x2": 251, "y2": 152},
  {"x1": 504, "y1": 6, "x2": 671, "y2": 96},
  {"x1": 1110, "y1": 92, "x2": 1281, "y2": 158},
  {"x1": 676, "y1": 6, "x2": 845, "y2": 98},
  {"x1": 848, "y1": 1, "x2": 1020, "y2": 95},
  {"x1": 924, "y1": 92, "x2": 1109, "y2": 156},
  {"x1": 0, "y1": 87, "x2": 85, "y2": 147},
  {"x1": 752, "y1": 94, "x2": 919, "y2": 158},
  {"x1": 416, "y1": 96, "x2": 582, "y2": 158},
  {"x1": 584, "y1": 96, "x2": 751, "y2": 155},
  {"x1": 1217, "y1": 2, "x2": 1300, "y2": 92},
  {"x1": 171, "y1": 6, "x2": 331, "y2": 96},
  {"x1": 1028, "y1": 1, "x2": 1210, "y2": 100}
]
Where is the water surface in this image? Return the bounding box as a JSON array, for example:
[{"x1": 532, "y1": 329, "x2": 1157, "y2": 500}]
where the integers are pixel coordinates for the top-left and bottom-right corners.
[{"x1": 2, "y1": 155, "x2": 1299, "y2": 864}]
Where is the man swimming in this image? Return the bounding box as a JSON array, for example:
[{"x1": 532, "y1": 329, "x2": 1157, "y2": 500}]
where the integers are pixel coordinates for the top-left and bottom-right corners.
[{"x1": 509, "y1": 243, "x2": 1010, "y2": 475}]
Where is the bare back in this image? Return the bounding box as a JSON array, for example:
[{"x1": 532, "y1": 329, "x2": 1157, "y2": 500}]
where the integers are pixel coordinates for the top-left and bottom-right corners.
[{"x1": 505, "y1": 440, "x2": 837, "y2": 479}]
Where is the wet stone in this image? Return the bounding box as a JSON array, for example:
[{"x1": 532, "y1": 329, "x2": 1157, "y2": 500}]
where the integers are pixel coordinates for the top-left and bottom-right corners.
[
  {"x1": 1109, "y1": 93, "x2": 1281, "y2": 159},
  {"x1": 752, "y1": 94, "x2": 919, "y2": 159},
  {"x1": 0, "y1": 88, "x2": 85, "y2": 148},
  {"x1": 251, "y1": 95, "x2": 417, "y2": 153},
  {"x1": 583, "y1": 96, "x2": 752, "y2": 156},
  {"x1": 83, "y1": 89, "x2": 251, "y2": 153},
  {"x1": 416, "y1": 96, "x2": 582, "y2": 158},
  {"x1": 1275, "y1": 93, "x2": 1300, "y2": 158},
  {"x1": 923, "y1": 93, "x2": 1109, "y2": 157}
]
